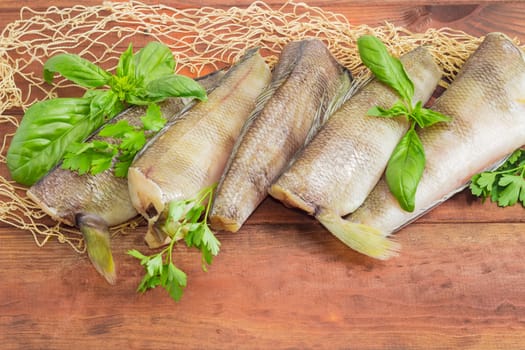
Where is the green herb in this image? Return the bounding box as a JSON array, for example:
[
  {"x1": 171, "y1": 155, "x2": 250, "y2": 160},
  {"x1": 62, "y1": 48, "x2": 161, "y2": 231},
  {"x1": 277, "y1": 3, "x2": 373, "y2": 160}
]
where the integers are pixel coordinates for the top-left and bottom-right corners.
[
  {"x1": 128, "y1": 184, "x2": 221, "y2": 302},
  {"x1": 470, "y1": 149, "x2": 525, "y2": 207},
  {"x1": 62, "y1": 103, "x2": 166, "y2": 177},
  {"x1": 6, "y1": 98, "x2": 99, "y2": 186},
  {"x1": 7, "y1": 42, "x2": 207, "y2": 185},
  {"x1": 357, "y1": 35, "x2": 451, "y2": 212}
]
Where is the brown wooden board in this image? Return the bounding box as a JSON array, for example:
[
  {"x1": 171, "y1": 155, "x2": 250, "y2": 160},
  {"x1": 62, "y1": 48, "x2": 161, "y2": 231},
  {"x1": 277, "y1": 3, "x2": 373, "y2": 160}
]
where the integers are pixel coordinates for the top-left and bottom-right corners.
[{"x1": 1, "y1": 1, "x2": 525, "y2": 349}]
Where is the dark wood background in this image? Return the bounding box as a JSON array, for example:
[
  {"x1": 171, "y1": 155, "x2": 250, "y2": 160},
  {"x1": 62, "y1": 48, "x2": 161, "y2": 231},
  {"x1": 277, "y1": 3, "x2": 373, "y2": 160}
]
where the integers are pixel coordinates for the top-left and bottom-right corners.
[{"x1": 1, "y1": 1, "x2": 525, "y2": 349}]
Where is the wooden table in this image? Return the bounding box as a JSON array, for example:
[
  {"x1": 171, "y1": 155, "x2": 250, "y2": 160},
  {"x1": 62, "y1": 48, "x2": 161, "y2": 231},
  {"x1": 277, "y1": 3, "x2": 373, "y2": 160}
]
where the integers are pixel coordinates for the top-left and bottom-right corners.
[{"x1": 1, "y1": 1, "x2": 525, "y2": 349}]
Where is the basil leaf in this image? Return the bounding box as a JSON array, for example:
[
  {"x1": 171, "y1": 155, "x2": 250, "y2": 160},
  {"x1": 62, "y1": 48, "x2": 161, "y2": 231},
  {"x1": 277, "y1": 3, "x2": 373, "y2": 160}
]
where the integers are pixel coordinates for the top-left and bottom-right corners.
[
  {"x1": 87, "y1": 89, "x2": 125, "y2": 121},
  {"x1": 44, "y1": 54, "x2": 111, "y2": 88},
  {"x1": 117, "y1": 44, "x2": 135, "y2": 78},
  {"x1": 133, "y1": 42, "x2": 175, "y2": 86},
  {"x1": 385, "y1": 128, "x2": 426, "y2": 212},
  {"x1": 145, "y1": 75, "x2": 208, "y2": 102},
  {"x1": 357, "y1": 35, "x2": 414, "y2": 103},
  {"x1": 411, "y1": 102, "x2": 452, "y2": 128},
  {"x1": 6, "y1": 98, "x2": 105, "y2": 185},
  {"x1": 368, "y1": 100, "x2": 408, "y2": 118}
]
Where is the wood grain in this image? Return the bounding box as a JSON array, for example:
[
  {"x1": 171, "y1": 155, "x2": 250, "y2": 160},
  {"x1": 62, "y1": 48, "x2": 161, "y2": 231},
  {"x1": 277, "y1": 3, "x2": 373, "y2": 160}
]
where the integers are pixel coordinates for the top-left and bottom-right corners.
[{"x1": 1, "y1": 1, "x2": 525, "y2": 349}]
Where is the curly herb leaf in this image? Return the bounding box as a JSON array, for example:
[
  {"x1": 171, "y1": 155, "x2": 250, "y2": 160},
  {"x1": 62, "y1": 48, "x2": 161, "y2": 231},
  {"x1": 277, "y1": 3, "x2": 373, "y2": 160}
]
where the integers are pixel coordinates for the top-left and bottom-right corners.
[
  {"x1": 128, "y1": 184, "x2": 220, "y2": 302},
  {"x1": 470, "y1": 149, "x2": 525, "y2": 207}
]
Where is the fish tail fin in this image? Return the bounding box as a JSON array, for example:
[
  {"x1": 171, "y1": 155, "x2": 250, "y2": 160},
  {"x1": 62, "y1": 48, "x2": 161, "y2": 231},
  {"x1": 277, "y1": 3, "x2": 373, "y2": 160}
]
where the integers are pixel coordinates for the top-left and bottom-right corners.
[
  {"x1": 77, "y1": 214, "x2": 116, "y2": 285},
  {"x1": 316, "y1": 211, "x2": 400, "y2": 260}
]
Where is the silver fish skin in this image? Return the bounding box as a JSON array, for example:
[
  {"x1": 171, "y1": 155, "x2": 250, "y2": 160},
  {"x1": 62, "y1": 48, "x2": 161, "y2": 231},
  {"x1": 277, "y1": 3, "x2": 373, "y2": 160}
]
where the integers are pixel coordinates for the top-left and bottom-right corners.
[
  {"x1": 127, "y1": 49, "x2": 271, "y2": 247},
  {"x1": 209, "y1": 39, "x2": 352, "y2": 233},
  {"x1": 26, "y1": 70, "x2": 224, "y2": 283},
  {"x1": 347, "y1": 32, "x2": 525, "y2": 235},
  {"x1": 269, "y1": 46, "x2": 442, "y2": 260}
]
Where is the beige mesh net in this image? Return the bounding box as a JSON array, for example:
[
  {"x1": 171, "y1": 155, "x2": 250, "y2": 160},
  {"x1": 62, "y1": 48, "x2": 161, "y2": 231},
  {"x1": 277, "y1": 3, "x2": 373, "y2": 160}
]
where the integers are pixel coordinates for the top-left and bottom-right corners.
[{"x1": 0, "y1": 0, "x2": 520, "y2": 253}]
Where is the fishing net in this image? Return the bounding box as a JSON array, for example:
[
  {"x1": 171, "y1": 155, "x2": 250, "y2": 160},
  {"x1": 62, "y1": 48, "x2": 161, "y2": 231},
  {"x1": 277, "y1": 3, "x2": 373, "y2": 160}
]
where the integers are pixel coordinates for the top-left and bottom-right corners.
[{"x1": 0, "y1": 0, "x2": 520, "y2": 253}]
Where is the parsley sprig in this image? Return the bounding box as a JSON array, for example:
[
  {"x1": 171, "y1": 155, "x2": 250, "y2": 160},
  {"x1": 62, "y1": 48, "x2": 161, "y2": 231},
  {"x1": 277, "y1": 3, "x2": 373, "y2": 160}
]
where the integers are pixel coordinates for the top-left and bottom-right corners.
[
  {"x1": 470, "y1": 149, "x2": 525, "y2": 207},
  {"x1": 62, "y1": 103, "x2": 167, "y2": 177},
  {"x1": 357, "y1": 35, "x2": 451, "y2": 212},
  {"x1": 128, "y1": 184, "x2": 221, "y2": 302}
]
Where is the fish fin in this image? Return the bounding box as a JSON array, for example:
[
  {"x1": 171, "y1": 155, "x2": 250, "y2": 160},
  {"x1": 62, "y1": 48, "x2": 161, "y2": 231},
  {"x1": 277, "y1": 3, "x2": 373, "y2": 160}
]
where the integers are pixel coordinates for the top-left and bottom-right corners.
[
  {"x1": 325, "y1": 69, "x2": 354, "y2": 118},
  {"x1": 303, "y1": 69, "x2": 354, "y2": 146},
  {"x1": 317, "y1": 211, "x2": 399, "y2": 260},
  {"x1": 341, "y1": 69, "x2": 374, "y2": 103},
  {"x1": 77, "y1": 214, "x2": 116, "y2": 285}
]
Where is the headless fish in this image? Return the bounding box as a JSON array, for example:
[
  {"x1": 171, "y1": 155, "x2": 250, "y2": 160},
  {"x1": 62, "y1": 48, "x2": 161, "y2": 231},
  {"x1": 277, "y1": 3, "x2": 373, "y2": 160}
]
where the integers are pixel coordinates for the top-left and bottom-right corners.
[
  {"x1": 127, "y1": 48, "x2": 271, "y2": 248},
  {"x1": 209, "y1": 39, "x2": 352, "y2": 232},
  {"x1": 346, "y1": 32, "x2": 525, "y2": 236},
  {"x1": 269, "y1": 46, "x2": 442, "y2": 260},
  {"x1": 27, "y1": 70, "x2": 225, "y2": 284}
]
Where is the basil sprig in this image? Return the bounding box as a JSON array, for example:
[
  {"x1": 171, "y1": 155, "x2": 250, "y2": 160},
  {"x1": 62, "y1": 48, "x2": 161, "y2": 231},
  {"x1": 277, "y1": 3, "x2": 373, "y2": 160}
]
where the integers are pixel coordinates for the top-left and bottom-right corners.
[
  {"x1": 7, "y1": 42, "x2": 207, "y2": 186},
  {"x1": 357, "y1": 35, "x2": 451, "y2": 212}
]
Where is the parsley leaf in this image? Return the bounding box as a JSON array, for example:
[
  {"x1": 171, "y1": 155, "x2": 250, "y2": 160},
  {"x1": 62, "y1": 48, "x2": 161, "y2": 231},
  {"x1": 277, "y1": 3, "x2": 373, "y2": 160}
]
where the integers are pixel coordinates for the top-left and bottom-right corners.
[
  {"x1": 128, "y1": 183, "x2": 220, "y2": 302},
  {"x1": 141, "y1": 103, "x2": 166, "y2": 132},
  {"x1": 61, "y1": 103, "x2": 167, "y2": 178},
  {"x1": 470, "y1": 149, "x2": 525, "y2": 207}
]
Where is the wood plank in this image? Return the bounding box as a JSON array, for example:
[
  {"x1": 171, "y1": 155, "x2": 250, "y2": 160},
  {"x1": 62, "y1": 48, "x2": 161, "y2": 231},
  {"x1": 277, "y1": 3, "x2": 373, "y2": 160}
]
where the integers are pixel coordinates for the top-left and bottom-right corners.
[
  {"x1": 2, "y1": 222, "x2": 525, "y2": 349},
  {"x1": 1, "y1": 1, "x2": 525, "y2": 349}
]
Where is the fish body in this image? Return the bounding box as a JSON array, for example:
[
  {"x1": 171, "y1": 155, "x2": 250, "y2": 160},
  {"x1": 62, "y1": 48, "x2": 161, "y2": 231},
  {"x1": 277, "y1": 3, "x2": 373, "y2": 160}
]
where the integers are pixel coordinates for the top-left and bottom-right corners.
[
  {"x1": 269, "y1": 47, "x2": 442, "y2": 259},
  {"x1": 347, "y1": 32, "x2": 525, "y2": 234},
  {"x1": 209, "y1": 39, "x2": 352, "y2": 232},
  {"x1": 127, "y1": 49, "x2": 271, "y2": 247},
  {"x1": 26, "y1": 70, "x2": 224, "y2": 283}
]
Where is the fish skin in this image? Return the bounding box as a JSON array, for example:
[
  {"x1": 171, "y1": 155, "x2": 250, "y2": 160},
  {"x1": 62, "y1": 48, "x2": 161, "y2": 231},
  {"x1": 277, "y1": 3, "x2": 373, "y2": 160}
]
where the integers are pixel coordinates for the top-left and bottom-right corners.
[
  {"x1": 127, "y1": 48, "x2": 271, "y2": 246},
  {"x1": 209, "y1": 39, "x2": 352, "y2": 233},
  {"x1": 26, "y1": 70, "x2": 224, "y2": 283},
  {"x1": 346, "y1": 32, "x2": 525, "y2": 235},
  {"x1": 269, "y1": 46, "x2": 442, "y2": 259}
]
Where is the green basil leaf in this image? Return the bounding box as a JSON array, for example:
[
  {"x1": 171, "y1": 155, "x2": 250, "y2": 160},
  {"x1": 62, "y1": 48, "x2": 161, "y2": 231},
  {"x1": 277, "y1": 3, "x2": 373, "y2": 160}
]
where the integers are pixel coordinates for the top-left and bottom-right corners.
[
  {"x1": 44, "y1": 54, "x2": 111, "y2": 88},
  {"x1": 145, "y1": 75, "x2": 208, "y2": 102},
  {"x1": 385, "y1": 128, "x2": 425, "y2": 212},
  {"x1": 117, "y1": 44, "x2": 135, "y2": 78},
  {"x1": 88, "y1": 89, "x2": 125, "y2": 121},
  {"x1": 367, "y1": 100, "x2": 408, "y2": 118},
  {"x1": 357, "y1": 35, "x2": 414, "y2": 103},
  {"x1": 6, "y1": 98, "x2": 102, "y2": 185},
  {"x1": 133, "y1": 42, "x2": 175, "y2": 86},
  {"x1": 410, "y1": 103, "x2": 452, "y2": 128}
]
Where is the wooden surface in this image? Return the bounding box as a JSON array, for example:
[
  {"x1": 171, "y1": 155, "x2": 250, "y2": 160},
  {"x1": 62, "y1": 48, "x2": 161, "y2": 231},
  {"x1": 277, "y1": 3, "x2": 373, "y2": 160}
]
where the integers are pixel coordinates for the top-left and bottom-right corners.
[{"x1": 1, "y1": 1, "x2": 525, "y2": 349}]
